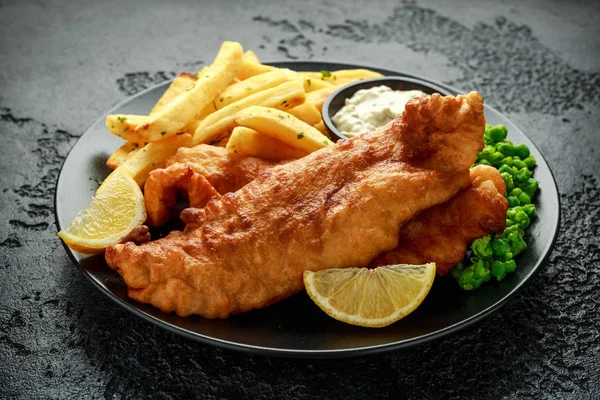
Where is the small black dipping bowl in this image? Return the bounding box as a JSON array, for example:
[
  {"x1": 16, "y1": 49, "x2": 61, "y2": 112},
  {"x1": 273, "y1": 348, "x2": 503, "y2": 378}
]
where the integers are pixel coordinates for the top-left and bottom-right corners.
[{"x1": 322, "y1": 76, "x2": 454, "y2": 141}]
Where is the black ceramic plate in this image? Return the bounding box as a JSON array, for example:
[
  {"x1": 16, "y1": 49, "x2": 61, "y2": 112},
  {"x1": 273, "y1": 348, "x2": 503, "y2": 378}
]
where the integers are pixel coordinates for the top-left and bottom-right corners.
[{"x1": 55, "y1": 62, "x2": 560, "y2": 358}]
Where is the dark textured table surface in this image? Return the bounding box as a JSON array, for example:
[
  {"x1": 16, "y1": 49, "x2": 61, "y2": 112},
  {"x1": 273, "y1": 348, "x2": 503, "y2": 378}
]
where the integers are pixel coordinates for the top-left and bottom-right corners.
[{"x1": 1, "y1": 0, "x2": 599, "y2": 398}]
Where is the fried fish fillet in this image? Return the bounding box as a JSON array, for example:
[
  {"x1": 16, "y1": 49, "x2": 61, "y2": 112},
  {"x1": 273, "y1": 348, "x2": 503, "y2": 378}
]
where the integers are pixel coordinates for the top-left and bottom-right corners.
[
  {"x1": 166, "y1": 145, "x2": 284, "y2": 194},
  {"x1": 144, "y1": 163, "x2": 222, "y2": 227},
  {"x1": 368, "y1": 164, "x2": 508, "y2": 275},
  {"x1": 144, "y1": 146, "x2": 284, "y2": 226},
  {"x1": 105, "y1": 92, "x2": 485, "y2": 318}
]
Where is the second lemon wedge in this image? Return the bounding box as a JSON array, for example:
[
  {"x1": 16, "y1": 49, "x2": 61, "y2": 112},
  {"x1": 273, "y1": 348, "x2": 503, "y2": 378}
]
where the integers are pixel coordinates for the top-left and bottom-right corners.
[{"x1": 304, "y1": 263, "x2": 436, "y2": 328}]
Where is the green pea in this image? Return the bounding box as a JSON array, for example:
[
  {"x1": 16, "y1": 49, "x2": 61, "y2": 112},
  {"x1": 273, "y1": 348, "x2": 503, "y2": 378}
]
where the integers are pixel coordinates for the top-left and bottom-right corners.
[
  {"x1": 497, "y1": 143, "x2": 515, "y2": 156},
  {"x1": 510, "y1": 188, "x2": 523, "y2": 197},
  {"x1": 490, "y1": 152, "x2": 505, "y2": 166},
  {"x1": 514, "y1": 144, "x2": 530, "y2": 159},
  {"x1": 499, "y1": 165, "x2": 515, "y2": 175},
  {"x1": 492, "y1": 239, "x2": 512, "y2": 259},
  {"x1": 514, "y1": 211, "x2": 531, "y2": 229},
  {"x1": 481, "y1": 145, "x2": 495, "y2": 155},
  {"x1": 522, "y1": 203, "x2": 537, "y2": 217},
  {"x1": 501, "y1": 172, "x2": 515, "y2": 193},
  {"x1": 507, "y1": 196, "x2": 520, "y2": 207},
  {"x1": 520, "y1": 178, "x2": 539, "y2": 197},
  {"x1": 523, "y1": 156, "x2": 536, "y2": 168},
  {"x1": 472, "y1": 236, "x2": 493, "y2": 259},
  {"x1": 505, "y1": 225, "x2": 524, "y2": 238},
  {"x1": 505, "y1": 259, "x2": 517, "y2": 273},
  {"x1": 473, "y1": 259, "x2": 488, "y2": 279},
  {"x1": 508, "y1": 232, "x2": 527, "y2": 255},
  {"x1": 518, "y1": 192, "x2": 531, "y2": 205},
  {"x1": 488, "y1": 125, "x2": 508, "y2": 142},
  {"x1": 462, "y1": 270, "x2": 474, "y2": 284},
  {"x1": 515, "y1": 168, "x2": 532, "y2": 183},
  {"x1": 491, "y1": 260, "x2": 508, "y2": 280},
  {"x1": 512, "y1": 159, "x2": 526, "y2": 170}
]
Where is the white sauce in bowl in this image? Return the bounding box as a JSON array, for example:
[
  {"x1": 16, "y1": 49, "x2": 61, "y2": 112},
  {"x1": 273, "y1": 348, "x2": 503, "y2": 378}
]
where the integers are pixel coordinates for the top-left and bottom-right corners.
[{"x1": 332, "y1": 85, "x2": 427, "y2": 137}]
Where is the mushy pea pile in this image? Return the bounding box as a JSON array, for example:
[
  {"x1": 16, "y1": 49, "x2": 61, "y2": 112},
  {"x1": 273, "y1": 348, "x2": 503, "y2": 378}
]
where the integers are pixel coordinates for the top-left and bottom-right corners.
[{"x1": 452, "y1": 124, "x2": 540, "y2": 290}]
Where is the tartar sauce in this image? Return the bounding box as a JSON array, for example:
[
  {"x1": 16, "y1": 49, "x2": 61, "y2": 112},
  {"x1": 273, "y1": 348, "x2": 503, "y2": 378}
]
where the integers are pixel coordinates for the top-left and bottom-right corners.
[{"x1": 332, "y1": 85, "x2": 427, "y2": 137}]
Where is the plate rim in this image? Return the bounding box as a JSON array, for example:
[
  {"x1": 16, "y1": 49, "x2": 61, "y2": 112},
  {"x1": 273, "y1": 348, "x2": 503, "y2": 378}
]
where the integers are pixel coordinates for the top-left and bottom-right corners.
[{"x1": 54, "y1": 60, "x2": 561, "y2": 358}]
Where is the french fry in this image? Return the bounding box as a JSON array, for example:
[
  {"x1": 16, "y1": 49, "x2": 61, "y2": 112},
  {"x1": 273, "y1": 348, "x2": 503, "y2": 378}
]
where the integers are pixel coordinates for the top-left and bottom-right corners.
[
  {"x1": 243, "y1": 50, "x2": 260, "y2": 63},
  {"x1": 112, "y1": 41, "x2": 243, "y2": 143},
  {"x1": 149, "y1": 72, "x2": 198, "y2": 116},
  {"x1": 299, "y1": 69, "x2": 383, "y2": 82},
  {"x1": 313, "y1": 120, "x2": 331, "y2": 138},
  {"x1": 261, "y1": 69, "x2": 335, "y2": 92},
  {"x1": 105, "y1": 115, "x2": 148, "y2": 142},
  {"x1": 287, "y1": 103, "x2": 321, "y2": 126},
  {"x1": 332, "y1": 77, "x2": 374, "y2": 87},
  {"x1": 106, "y1": 141, "x2": 142, "y2": 169},
  {"x1": 118, "y1": 133, "x2": 192, "y2": 186},
  {"x1": 237, "y1": 56, "x2": 275, "y2": 80},
  {"x1": 305, "y1": 88, "x2": 335, "y2": 112},
  {"x1": 234, "y1": 106, "x2": 334, "y2": 153},
  {"x1": 192, "y1": 80, "x2": 305, "y2": 145},
  {"x1": 106, "y1": 72, "x2": 201, "y2": 168},
  {"x1": 181, "y1": 119, "x2": 202, "y2": 135},
  {"x1": 177, "y1": 69, "x2": 297, "y2": 135},
  {"x1": 214, "y1": 135, "x2": 231, "y2": 147},
  {"x1": 196, "y1": 68, "x2": 297, "y2": 118},
  {"x1": 301, "y1": 76, "x2": 336, "y2": 92},
  {"x1": 226, "y1": 126, "x2": 308, "y2": 160}
]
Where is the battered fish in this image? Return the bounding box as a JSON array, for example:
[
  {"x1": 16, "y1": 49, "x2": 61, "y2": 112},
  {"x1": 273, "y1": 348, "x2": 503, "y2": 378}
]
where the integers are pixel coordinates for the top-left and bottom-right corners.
[
  {"x1": 144, "y1": 146, "x2": 286, "y2": 226},
  {"x1": 144, "y1": 163, "x2": 222, "y2": 227},
  {"x1": 105, "y1": 92, "x2": 485, "y2": 318},
  {"x1": 166, "y1": 145, "x2": 284, "y2": 194},
  {"x1": 368, "y1": 164, "x2": 508, "y2": 275}
]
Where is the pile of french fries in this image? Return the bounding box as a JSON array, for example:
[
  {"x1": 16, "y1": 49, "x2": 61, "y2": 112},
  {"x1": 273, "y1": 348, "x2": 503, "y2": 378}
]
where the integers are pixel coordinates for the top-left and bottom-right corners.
[{"x1": 105, "y1": 41, "x2": 383, "y2": 186}]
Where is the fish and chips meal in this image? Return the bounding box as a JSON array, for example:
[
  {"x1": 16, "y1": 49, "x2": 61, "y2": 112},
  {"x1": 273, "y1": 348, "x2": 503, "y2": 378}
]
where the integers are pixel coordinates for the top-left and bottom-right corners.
[{"x1": 58, "y1": 41, "x2": 539, "y2": 327}]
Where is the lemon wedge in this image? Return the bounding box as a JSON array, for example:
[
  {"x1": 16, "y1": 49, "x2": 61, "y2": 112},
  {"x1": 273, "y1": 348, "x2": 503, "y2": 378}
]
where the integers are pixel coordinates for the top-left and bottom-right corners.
[
  {"x1": 58, "y1": 169, "x2": 146, "y2": 254},
  {"x1": 304, "y1": 263, "x2": 436, "y2": 328}
]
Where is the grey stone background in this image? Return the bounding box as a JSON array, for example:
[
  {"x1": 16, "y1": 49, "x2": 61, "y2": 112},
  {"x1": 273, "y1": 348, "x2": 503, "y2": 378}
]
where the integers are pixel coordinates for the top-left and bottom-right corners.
[{"x1": 1, "y1": 0, "x2": 599, "y2": 398}]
